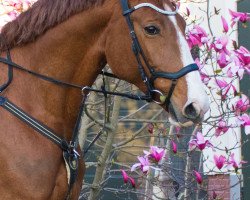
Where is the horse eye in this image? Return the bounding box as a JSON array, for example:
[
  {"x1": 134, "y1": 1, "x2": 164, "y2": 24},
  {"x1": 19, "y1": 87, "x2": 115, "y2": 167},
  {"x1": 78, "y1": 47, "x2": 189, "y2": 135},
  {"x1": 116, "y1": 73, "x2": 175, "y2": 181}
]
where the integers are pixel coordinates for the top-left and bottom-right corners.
[{"x1": 144, "y1": 26, "x2": 160, "y2": 35}]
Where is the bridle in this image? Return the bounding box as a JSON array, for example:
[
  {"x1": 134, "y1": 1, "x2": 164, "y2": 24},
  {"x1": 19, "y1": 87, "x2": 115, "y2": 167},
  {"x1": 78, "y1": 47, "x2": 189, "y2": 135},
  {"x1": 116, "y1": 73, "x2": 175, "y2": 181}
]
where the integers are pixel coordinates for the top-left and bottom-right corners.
[
  {"x1": 120, "y1": 0, "x2": 199, "y2": 108},
  {"x1": 0, "y1": 0, "x2": 199, "y2": 198}
]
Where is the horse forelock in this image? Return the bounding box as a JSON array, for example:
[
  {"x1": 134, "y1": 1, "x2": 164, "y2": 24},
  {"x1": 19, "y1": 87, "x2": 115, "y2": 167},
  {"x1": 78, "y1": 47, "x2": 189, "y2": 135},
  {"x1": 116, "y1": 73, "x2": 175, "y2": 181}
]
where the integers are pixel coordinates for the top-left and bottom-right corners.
[{"x1": 0, "y1": 0, "x2": 105, "y2": 51}]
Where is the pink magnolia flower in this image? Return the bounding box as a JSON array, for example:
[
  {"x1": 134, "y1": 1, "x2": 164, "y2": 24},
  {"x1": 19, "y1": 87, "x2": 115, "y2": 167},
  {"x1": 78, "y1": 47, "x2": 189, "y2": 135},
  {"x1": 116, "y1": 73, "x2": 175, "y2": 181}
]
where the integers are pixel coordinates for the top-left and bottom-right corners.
[
  {"x1": 171, "y1": 140, "x2": 177, "y2": 154},
  {"x1": 2, "y1": 0, "x2": 33, "y2": 21},
  {"x1": 227, "y1": 67, "x2": 234, "y2": 78},
  {"x1": 215, "y1": 79, "x2": 237, "y2": 100},
  {"x1": 211, "y1": 36, "x2": 230, "y2": 55},
  {"x1": 131, "y1": 156, "x2": 150, "y2": 173},
  {"x1": 217, "y1": 52, "x2": 231, "y2": 68},
  {"x1": 215, "y1": 120, "x2": 229, "y2": 137},
  {"x1": 215, "y1": 79, "x2": 230, "y2": 99},
  {"x1": 214, "y1": 155, "x2": 226, "y2": 170},
  {"x1": 195, "y1": 58, "x2": 203, "y2": 69},
  {"x1": 215, "y1": 79, "x2": 228, "y2": 88},
  {"x1": 144, "y1": 146, "x2": 165, "y2": 163},
  {"x1": 200, "y1": 72, "x2": 210, "y2": 85},
  {"x1": 186, "y1": 25, "x2": 209, "y2": 48},
  {"x1": 8, "y1": 0, "x2": 33, "y2": 12},
  {"x1": 233, "y1": 94, "x2": 250, "y2": 115},
  {"x1": 8, "y1": 0, "x2": 22, "y2": 10},
  {"x1": 193, "y1": 170, "x2": 203, "y2": 184},
  {"x1": 195, "y1": 58, "x2": 211, "y2": 84},
  {"x1": 175, "y1": 126, "x2": 181, "y2": 133},
  {"x1": 7, "y1": 11, "x2": 18, "y2": 20},
  {"x1": 221, "y1": 16, "x2": 229, "y2": 33},
  {"x1": 121, "y1": 170, "x2": 136, "y2": 188},
  {"x1": 229, "y1": 9, "x2": 250, "y2": 27},
  {"x1": 175, "y1": 126, "x2": 182, "y2": 138},
  {"x1": 237, "y1": 114, "x2": 250, "y2": 135},
  {"x1": 189, "y1": 132, "x2": 213, "y2": 151},
  {"x1": 234, "y1": 46, "x2": 250, "y2": 74},
  {"x1": 226, "y1": 65, "x2": 245, "y2": 79},
  {"x1": 227, "y1": 153, "x2": 247, "y2": 171}
]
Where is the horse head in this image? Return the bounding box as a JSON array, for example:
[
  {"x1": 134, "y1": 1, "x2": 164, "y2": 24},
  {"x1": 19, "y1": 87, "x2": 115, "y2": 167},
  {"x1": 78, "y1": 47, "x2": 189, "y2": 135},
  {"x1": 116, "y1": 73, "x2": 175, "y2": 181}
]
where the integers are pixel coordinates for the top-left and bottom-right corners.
[{"x1": 105, "y1": 0, "x2": 209, "y2": 127}]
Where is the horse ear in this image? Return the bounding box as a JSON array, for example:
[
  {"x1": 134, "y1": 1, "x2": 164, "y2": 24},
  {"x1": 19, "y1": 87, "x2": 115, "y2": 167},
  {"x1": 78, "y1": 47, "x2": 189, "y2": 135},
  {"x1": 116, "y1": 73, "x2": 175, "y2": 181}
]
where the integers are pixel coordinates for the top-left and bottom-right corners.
[
  {"x1": 171, "y1": 1, "x2": 180, "y2": 9},
  {"x1": 169, "y1": 0, "x2": 178, "y2": 3},
  {"x1": 163, "y1": 0, "x2": 179, "y2": 10}
]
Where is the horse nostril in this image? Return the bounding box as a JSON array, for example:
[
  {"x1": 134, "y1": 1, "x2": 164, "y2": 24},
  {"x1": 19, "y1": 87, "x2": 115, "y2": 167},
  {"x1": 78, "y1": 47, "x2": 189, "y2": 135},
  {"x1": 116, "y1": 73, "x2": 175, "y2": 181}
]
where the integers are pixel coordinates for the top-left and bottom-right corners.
[{"x1": 183, "y1": 102, "x2": 201, "y2": 120}]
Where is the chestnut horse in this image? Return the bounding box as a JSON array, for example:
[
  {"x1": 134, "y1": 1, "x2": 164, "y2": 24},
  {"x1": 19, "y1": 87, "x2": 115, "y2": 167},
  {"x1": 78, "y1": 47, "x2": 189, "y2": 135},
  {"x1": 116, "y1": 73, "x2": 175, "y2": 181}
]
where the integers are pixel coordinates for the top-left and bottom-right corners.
[{"x1": 0, "y1": 0, "x2": 209, "y2": 199}]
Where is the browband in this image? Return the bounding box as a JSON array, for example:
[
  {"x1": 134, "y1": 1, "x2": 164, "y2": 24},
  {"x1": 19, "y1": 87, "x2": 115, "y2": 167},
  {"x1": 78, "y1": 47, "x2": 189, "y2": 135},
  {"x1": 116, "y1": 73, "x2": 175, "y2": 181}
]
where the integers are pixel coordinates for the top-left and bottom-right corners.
[{"x1": 123, "y1": 2, "x2": 178, "y2": 16}]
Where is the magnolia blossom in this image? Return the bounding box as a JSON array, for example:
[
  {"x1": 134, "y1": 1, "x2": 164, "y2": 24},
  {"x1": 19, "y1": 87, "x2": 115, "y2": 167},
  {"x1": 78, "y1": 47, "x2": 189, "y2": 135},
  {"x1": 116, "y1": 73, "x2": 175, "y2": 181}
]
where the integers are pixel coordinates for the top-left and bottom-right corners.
[
  {"x1": 215, "y1": 120, "x2": 229, "y2": 137},
  {"x1": 215, "y1": 79, "x2": 228, "y2": 88},
  {"x1": 131, "y1": 156, "x2": 150, "y2": 173},
  {"x1": 189, "y1": 132, "x2": 213, "y2": 151},
  {"x1": 200, "y1": 72, "x2": 210, "y2": 85},
  {"x1": 121, "y1": 170, "x2": 136, "y2": 188},
  {"x1": 193, "y1": 170, "x2": 203, "y2": 184},
  {"x1": 195, "y1": 58, "x2": 203, "y2": 69},
  {"x1": 211, "y1": 36, "x2": 230, "y2": 55},
  {"x1": 227, "y1": 153, "x2": 247, "y2": 171},
  {"x1": 233, "y1": 94, "x2": 250, "y2": 115},
  {"x1": 226, "y1": 65, "x2": 245, "y2": 80},
  {"x1": 186, "y1": 25, "x2": 209, "y2": 48},
  {"x1": 234, "y1": 46, "x2": 250, "y2": 75},
  {"x1": 217, "y1": 52, "x2": 231, "y2": 68},
  {"x1": 143, "y1": 146, "x2": 165, "y2": 163},
  {"x1": 237, "y1": 114, "x2": 250, "y2": 135},
  {"x1": 215, "y1": 79, "x2": 237, "y2": 100},
  {"x1": 195, "y1": 59, "x2": 211, "y2": 84},
  {"x1": 0, "y1": 0, "x2": 34, "y2": 26},
  {"x1": 171, "y1": 140, "x2": 177, "y2": 154},
  {"x1": 221, "y1": 16, "x2": 229, "y2": 33},
  {"x1": 229, "y1": 9, "x2": 250, "y2": 27},
  {"x1": 174, "y1": 126, "x2": 182, "y2": 138},
  {"x1": 4, "y1": 0, "x2": 33, "y2": 10},
  {"x1": 214, "y1": 155, "x2": 226, "y2": 170}
]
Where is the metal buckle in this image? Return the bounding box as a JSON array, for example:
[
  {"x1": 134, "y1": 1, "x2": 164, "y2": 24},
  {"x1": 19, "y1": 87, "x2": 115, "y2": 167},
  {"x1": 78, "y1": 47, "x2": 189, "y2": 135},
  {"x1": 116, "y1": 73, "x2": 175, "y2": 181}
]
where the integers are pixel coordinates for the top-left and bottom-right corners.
[
  {"x1": 69, "y1": 141, "x2": 80, "y2": 157},
  {"x1": 81, "y1": 86, "x2": 91, "y2": 96},
  {"x1": 150, "y1": 89, "x2": 166, "y2": 105}
]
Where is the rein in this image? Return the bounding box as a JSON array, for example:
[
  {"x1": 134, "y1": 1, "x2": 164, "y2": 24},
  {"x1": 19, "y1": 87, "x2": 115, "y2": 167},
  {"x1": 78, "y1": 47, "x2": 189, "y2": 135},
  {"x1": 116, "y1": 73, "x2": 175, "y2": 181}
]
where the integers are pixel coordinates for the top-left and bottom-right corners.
[
  {"x1": 0, "y1": 56, "x2": 152, "y2": 101},
  {"x1": 0, "y1": 0, "x2": 199, "y2": 198}
]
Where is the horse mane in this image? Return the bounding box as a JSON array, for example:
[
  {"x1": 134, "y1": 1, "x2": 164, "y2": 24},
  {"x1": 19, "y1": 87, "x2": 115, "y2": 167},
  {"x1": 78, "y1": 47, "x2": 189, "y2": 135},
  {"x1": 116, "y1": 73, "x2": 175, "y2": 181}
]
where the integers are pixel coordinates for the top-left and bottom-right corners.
[{"x1": 0, "y1": 0, "x2": 105, "y2": 51}]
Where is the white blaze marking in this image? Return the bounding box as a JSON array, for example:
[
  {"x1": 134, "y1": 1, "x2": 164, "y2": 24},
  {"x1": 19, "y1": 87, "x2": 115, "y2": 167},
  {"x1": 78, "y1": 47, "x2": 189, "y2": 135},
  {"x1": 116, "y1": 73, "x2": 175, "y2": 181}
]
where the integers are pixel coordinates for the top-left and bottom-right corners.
[{"x1": 163, "y1": 4, "x2": 209, "y2": 114}]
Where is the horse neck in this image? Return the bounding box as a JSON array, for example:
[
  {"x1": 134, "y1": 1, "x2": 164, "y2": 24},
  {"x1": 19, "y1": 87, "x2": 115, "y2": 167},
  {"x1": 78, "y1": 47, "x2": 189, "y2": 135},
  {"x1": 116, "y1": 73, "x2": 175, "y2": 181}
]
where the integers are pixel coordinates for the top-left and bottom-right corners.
[{"x1": 4, "y1": 3, "x2": 114, "y2": 140}]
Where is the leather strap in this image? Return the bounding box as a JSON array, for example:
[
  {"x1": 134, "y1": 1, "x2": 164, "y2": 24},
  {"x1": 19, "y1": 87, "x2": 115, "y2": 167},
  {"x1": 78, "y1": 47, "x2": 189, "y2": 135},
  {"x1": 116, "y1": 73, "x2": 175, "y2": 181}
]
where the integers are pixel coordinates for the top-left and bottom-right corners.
[
  {"x1": 0, "y1": 95, "x2": 81, "y2": 196},
  {"x1": 0, "y1": 50, "x2": 13, "y2": 93}
]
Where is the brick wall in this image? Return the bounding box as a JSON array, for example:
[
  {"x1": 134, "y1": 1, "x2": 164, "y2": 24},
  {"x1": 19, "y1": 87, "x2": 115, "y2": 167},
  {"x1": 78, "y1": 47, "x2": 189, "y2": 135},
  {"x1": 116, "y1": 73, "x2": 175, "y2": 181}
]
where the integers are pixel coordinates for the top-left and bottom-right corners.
[{"x1": 207, "y1": 175, "x2": 230, "y2": 200}]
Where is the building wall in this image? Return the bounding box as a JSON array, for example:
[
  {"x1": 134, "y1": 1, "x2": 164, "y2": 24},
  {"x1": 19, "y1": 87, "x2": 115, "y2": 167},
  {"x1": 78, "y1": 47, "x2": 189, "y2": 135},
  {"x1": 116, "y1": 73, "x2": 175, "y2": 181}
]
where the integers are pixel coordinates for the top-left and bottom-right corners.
[{"x1": 238, "y1": 1, "x2": 250, "y2": 199}]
